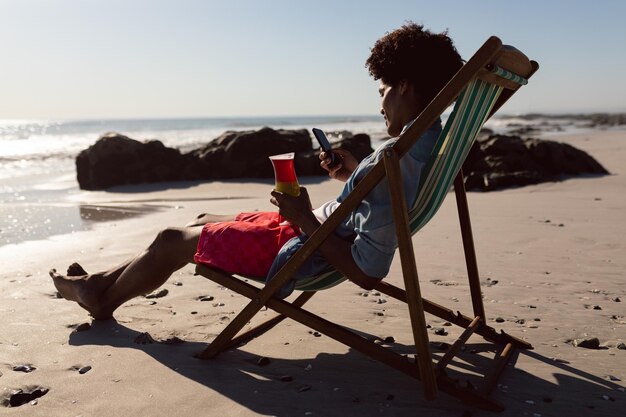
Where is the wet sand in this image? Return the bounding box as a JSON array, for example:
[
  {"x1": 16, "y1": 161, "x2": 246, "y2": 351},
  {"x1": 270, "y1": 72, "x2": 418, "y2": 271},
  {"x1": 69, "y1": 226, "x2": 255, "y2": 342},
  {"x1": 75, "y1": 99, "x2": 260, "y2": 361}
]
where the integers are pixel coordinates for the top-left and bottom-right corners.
[{"x1": 0, "y1": 130, "x2": 624, "y2": 416}]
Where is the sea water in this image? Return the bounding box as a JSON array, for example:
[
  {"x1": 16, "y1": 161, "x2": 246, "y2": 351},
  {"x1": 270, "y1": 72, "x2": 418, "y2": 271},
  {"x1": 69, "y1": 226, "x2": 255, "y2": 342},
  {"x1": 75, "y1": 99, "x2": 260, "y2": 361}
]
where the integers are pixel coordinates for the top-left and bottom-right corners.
[{"x1": 0, "y1": 114, "x2": 592, "y2": 247}]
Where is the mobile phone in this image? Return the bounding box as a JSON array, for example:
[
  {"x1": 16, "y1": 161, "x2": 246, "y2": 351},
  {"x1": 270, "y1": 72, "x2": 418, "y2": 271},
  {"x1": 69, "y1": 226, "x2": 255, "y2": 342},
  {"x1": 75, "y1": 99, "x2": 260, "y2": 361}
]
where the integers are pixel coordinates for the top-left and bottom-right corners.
[{"x1": 312, "y1": 128, "x2": 339, "y2": 168}]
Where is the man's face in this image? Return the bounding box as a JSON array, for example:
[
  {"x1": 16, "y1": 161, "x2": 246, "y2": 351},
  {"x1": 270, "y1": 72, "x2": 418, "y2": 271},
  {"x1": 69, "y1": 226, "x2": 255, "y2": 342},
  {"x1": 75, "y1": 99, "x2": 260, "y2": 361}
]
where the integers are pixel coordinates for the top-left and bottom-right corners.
[{"x1": 379, "y1": 81, "x2": 406, "y2": 137}]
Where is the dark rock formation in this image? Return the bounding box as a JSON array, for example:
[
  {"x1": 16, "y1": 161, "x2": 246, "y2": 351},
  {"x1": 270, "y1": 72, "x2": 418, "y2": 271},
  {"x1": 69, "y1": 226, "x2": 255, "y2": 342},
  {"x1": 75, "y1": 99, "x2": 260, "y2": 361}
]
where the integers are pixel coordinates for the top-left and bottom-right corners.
[
  {"x1": 186, "y1": 127, "x2": 312, "y2": 179},
  {"x1": 463, "y1": 134, "x2": 609, "y2": 191},
  {"x1": 76, "y1": 133, "x2": 188, "y2": 190},
  {"x1": 76, "y1": 128, "x2": 608, "y2": 192},
  {"x1": 76, "y1": 128, "x2": 374, "y2": 190}
]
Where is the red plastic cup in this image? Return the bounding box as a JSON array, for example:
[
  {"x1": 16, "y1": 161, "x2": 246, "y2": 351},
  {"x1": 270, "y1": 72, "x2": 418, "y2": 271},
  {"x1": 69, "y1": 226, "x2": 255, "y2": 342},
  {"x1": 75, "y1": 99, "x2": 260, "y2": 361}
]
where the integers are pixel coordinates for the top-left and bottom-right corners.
[{"x1": 269, "y1": 152, "x2": 301, "y2": 196}]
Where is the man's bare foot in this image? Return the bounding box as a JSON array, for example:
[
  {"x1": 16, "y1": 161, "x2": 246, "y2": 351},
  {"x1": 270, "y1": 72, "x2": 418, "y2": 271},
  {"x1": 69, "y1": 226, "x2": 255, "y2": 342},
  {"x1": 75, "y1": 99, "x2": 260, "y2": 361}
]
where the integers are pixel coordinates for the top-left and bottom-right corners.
[{"x1": 49, "y1": 268, "x2": 112, "y2": 319}]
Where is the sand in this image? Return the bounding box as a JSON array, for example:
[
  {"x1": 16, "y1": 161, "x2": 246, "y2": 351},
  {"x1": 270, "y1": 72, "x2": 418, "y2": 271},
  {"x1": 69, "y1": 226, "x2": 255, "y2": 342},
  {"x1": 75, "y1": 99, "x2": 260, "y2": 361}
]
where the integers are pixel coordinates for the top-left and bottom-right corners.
[{"x1": 0, "y1": 130, "x2": 624, "y2": 416}]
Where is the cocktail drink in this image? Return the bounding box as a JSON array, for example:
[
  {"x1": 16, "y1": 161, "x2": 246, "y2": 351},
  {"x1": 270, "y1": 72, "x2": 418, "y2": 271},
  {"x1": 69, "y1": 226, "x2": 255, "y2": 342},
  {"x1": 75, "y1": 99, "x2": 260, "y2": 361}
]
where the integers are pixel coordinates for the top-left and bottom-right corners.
[{"x1": 269, "y1": 152, "x2": 301, "y2": 196}]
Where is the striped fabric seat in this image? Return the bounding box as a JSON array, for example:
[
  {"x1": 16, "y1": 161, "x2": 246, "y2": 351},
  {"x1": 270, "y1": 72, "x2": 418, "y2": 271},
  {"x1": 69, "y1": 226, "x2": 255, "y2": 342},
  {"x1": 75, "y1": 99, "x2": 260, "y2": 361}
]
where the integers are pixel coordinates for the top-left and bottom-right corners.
[{"x1": 289, "y1": 74, "x2": 519, "y2": 292}]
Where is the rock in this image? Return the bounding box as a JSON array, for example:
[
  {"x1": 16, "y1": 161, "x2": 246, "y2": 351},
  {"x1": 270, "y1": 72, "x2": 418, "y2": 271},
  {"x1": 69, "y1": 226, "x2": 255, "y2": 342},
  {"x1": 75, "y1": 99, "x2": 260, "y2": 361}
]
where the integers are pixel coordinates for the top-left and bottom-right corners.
[
  {"x1": 617, "y1": 342, "x2": 626, "y2": 350},
  {"x1": 189, "y1": 127, "x2": 312, "y2": 179},
  {"x1": 145, "y1": 289, "x2": 168, "y2": 299},
  {"x1": 433, "y1": 327, "x2": 448, "y2": 336},
  {"x1": 76, "y1": 133, "x2": 188, "y2": 190},
  {"x1": 463, "y1": 134, "x2": 609, "y2": 191},
  {"x1": 78, "y1": 366, "x2": 92, "y2": 374},
  {"x1": 495, "y1": 317, "x2": 505, "y2": 323},
  {"x1": 573, "y1": 337, "x2": 600, "y2": 349},
  {"x1": 12, "y1": 365, "x2": 36, "y2": 373},
  {"x1": 75, "y1": 128, "x2": 374, "y2": 190}
]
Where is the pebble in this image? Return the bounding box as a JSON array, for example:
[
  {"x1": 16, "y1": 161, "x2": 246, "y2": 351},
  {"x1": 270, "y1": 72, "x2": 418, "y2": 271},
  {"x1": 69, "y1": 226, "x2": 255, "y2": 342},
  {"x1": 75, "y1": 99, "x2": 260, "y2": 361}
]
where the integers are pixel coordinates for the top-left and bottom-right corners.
[
  {"x1": 617, "y1": 342, "x2": 626, "y2": 350},
  {"x1": 495, "y1": 317, "x2": 505, "y2": 323},
  {"x1": 443, "y1": 322, "x2": 452, "y2": 326},
  {"x1": 13, "y1": 364, "x2": 36, "y2": 373},
  {"x1": 212, "y1": 302, "x2": 225, "y2": 307},
  {"x1": 613, "y1": 297, "x2": 621, "y2": 302},
  {"x1": 593, "y1": 305, "x2": 602, "y2": 310},
  {"x1": 525, "y1": 400, "x2": 535, "y2": 405},
  {"x1": 304, "y1": 364, "x2": 313, "y2": 371},
  {"x1": 198, "y1": 295, "x2": 214, "y2": 302},
  {"x1": 173, "y1": 281, "x2": 183, "y2": 286},
  {"x1": 148, "y1": 301, "x2": 157, "y2": 305},
  {"x1": 383, "y1": 336, "x2": 395, "y2": 343},
  {"x1": 297, "y1": 384, "x2": 312, "y2": 392},
  {"x1": 377, "y1": 298, "x2": 387, "y2": 304},
  {"x1": 145, "y1": 289, "x2": 168, "y2": 299},
  {"x1": 279, "y1": 375, "x2": 293, "y2": 382},
  {"x1": 309, "y1": 331, "x2": 321, "y2": 337},
  {"x1": 604, "y1": 375, "x2": 621, "y2": 381},
  {"x1": 78, "y1": 366, "x2": 92, "y2": 374},
  {"x1": 30, "y1": 400, "x2": 38, "y2": 406},
  {"x1": 573, "y1": 337, "x2": 600, "y2": 349},
  {"x1": 515, "y1": 319, "x2": 526, "y2": 324},
  {"x1": 376, "y1": 311, "x2": 385, "y2": 316},
  {"x1": 433, "y1": 327, "x2": 448, "y2": 336}
]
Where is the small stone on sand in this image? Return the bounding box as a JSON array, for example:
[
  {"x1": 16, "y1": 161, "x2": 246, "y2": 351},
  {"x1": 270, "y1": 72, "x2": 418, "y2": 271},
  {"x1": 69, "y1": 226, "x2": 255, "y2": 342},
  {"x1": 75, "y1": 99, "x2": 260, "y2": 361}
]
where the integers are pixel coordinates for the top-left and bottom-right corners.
[
  {"x1": 433, "y1": 327, "x2": 448, "y2": 336},
  {"x1": 13, "y1": 365, "x2": 36, "y2": 373},
  {"x1": 197, "y1": 295, "x2": 214, "y2": 301},
  {"x1": 78, "y1": 366, "x2": 92, "y2": 374},
  {"x1": 573, "y1": 337, "x2": 600, "y2": 349},
  {"x1": 145, "y1": 289, "x2": 168, "y2": 299}
]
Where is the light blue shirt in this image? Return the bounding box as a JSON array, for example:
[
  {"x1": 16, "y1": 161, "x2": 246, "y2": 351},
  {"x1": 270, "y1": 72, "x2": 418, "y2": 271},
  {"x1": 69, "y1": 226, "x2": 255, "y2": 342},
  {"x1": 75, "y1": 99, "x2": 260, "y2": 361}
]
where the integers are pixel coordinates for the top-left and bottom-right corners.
[{"x1": 266, "y1": 120, "x2": 441, "y2": 297}]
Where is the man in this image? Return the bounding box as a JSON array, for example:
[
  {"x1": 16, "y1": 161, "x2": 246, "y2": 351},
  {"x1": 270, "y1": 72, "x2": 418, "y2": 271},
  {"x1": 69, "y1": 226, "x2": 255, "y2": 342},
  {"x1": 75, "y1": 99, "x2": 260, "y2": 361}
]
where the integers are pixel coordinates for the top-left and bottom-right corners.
[{"x1": 50, "y1": 22, "x2": 463, "y2": 318}]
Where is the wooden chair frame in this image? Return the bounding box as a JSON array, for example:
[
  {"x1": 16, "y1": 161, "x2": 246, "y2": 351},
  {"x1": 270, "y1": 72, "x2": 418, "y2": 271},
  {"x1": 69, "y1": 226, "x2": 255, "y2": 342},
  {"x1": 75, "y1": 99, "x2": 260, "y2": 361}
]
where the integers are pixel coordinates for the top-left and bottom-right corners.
[{"x1": 195, "y1": 36, "x2": 539, "y2": 412}]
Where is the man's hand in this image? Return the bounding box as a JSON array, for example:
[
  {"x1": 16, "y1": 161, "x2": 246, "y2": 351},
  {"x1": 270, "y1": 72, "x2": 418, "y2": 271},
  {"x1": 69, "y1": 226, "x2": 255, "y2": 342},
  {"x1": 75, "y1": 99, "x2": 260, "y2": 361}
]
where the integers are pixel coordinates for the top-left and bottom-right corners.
[
  {"x1": 270, "y1": 187, "x2": 318, "y2": 233},
  {"x1": 319, "y1": 149, "x2": 358, "y2": 182}
]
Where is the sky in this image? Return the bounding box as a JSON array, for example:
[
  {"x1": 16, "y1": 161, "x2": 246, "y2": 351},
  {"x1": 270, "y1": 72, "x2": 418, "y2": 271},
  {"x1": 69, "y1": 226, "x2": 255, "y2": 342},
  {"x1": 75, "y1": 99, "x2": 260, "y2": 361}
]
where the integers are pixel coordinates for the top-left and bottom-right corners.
[{"x1": 1, "y1": 0, "x2": 625, "y2": 119}]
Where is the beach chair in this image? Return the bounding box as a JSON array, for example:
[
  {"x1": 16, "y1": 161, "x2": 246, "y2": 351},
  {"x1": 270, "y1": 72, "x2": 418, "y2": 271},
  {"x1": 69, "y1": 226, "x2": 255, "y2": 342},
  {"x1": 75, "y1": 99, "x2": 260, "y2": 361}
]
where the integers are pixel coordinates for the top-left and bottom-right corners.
[{"x1": 195, "y1": 36, "x2": 538, "y2": 411}]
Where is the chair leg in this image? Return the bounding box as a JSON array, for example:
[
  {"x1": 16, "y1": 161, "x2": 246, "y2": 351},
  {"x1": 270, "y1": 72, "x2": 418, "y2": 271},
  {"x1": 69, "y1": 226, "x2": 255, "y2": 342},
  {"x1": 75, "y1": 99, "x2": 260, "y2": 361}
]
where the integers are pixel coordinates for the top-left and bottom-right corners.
[
  {"x1": 454, "y1": 170, "x2": 486, "y2": 321},
  {"x1": 384, "y1": 149, "x2": 438, "y2": 400}
]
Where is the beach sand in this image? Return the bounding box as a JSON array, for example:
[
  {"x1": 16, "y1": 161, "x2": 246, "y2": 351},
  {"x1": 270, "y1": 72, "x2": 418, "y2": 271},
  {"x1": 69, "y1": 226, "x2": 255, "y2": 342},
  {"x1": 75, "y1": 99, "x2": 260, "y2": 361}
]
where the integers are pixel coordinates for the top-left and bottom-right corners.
[{"x1": 0, "y1": 130, "x2": 624, "y2": 416}]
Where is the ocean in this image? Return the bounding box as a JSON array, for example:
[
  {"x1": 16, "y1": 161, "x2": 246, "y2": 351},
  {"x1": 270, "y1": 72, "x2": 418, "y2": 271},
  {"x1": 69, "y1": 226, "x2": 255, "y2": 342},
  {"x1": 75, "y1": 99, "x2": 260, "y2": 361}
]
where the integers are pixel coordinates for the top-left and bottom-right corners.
[{"x1": 0, "y1": 114, "x2": 593, "y2": 247}]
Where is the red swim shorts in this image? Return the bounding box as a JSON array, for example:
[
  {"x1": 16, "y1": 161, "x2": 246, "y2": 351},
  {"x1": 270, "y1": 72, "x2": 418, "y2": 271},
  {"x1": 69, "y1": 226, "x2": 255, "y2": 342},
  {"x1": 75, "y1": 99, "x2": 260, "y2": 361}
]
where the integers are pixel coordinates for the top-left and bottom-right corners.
[{"x1": 194, "y1": 211, "x2": 301, "y2": 278}]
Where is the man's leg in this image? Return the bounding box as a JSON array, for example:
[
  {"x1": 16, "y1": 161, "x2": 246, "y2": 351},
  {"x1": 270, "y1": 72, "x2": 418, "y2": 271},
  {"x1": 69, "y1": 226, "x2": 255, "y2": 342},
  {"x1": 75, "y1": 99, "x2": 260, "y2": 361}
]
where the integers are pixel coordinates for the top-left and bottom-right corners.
[{"x1": 51, "y1": 225, "x2": 203, "y2": 319}]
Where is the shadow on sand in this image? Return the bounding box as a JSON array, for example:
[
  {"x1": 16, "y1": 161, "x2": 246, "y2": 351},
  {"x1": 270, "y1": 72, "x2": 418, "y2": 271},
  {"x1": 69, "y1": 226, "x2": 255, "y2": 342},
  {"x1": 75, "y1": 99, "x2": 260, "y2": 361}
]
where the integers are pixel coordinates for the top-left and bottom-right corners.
[{"x1": 68, "y1": 319, "x2": 623, "y2": 416}]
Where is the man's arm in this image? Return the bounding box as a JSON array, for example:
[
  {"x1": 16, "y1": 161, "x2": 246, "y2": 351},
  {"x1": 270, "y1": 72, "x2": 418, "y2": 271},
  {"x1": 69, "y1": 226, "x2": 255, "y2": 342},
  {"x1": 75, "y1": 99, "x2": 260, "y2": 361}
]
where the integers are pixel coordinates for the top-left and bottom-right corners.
[{"x1": 270, "y1": 188, "x2": 380, "y2": 291}]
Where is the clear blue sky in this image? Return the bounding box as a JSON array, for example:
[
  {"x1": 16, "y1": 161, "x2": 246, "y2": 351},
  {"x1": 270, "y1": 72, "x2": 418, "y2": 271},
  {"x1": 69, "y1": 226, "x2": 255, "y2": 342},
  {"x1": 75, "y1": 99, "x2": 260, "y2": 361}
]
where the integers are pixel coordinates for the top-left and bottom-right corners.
[{"x1": 1, "y1": 0, "x2": 625, "y2": 119}]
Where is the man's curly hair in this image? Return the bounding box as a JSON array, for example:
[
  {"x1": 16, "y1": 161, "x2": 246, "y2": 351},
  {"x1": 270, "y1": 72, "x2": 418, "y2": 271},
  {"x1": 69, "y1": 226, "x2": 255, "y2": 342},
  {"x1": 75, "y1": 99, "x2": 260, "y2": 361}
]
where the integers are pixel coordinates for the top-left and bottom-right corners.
[{"x1": 366, "y1": 22, "x2": 463, "y2": 106}]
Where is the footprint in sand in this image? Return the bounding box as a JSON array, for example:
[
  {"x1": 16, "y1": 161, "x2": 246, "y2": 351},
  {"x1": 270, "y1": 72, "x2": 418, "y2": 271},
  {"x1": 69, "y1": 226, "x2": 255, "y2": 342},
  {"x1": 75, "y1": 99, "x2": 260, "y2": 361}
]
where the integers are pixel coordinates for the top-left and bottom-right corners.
[{"x1": 0, "y1": 385, "x2": 49, "y2": 408}]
